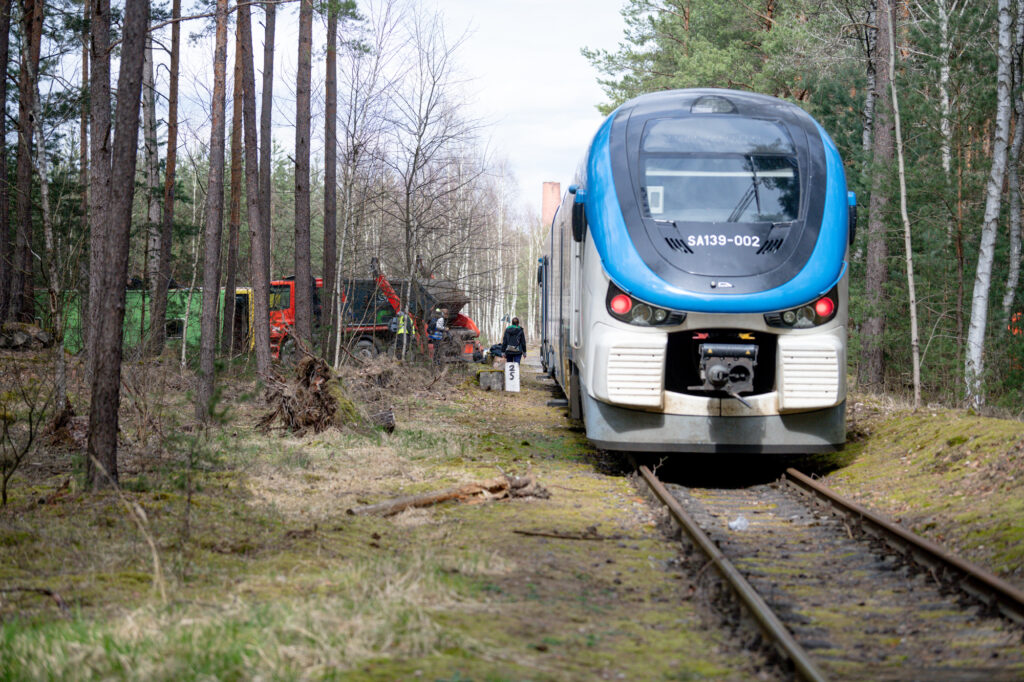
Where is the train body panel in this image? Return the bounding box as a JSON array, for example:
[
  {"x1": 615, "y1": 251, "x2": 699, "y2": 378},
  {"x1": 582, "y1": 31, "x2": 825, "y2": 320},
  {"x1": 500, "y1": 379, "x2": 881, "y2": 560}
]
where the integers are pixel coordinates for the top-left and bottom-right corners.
[{"x1": 539, "y1": 88, "x2": 852, "y2": 454}]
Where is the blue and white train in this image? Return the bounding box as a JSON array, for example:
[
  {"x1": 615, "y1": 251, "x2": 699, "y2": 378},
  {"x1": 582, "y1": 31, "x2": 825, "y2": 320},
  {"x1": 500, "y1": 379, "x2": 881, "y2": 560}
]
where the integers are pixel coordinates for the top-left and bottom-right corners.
[{"x1": 538, "y1": 89, "x2": 855, "y2": 454}]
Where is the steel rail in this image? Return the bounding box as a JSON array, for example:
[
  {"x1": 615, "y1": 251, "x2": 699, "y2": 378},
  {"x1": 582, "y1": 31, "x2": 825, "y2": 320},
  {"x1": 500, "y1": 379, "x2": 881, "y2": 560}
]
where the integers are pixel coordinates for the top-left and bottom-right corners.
[
  {"x1": 637, "y1": 465, "x2": 828, "y2": 682},
  {"x1": 784, "y1": 467, "x2": 1024, "y2": 625}
]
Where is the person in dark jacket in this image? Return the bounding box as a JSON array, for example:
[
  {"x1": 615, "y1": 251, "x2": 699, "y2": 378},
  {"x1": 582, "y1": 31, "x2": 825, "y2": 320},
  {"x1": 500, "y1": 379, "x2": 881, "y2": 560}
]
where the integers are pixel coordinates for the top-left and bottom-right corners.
[{"x1": 500, "y1": 317, "x2": 526, "y2": 364}]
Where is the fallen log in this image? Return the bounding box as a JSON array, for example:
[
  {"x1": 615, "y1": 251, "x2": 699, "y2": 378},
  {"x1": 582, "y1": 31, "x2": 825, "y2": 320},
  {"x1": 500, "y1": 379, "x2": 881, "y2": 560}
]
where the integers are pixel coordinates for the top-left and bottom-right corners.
[
  {"x1": 346, "y1": 477, "x2": 510, "y2": 516},
  {"x1": 506, "y1": 468, "x2": 551, "y2": 499},
  {"x1": 0, "y1": 587, "x2": 71, "y2": 616},
  {"x1": 512, "y1": 528, "x2": 627, "y2": 541},
  {"x1": 346, "y1": 469, "x2": 550, "y2": 516}
]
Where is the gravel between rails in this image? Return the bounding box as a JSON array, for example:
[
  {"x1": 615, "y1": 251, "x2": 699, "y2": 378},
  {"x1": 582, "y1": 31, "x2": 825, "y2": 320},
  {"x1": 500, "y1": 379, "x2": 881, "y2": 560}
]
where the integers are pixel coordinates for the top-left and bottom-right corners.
[{"x1": 665, "y1": 480, "x2": 1024, "y2": 681}]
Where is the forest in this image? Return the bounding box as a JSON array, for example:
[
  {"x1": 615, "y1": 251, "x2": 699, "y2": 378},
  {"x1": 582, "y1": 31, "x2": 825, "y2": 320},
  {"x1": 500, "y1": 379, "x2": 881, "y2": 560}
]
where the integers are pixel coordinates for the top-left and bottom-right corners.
[
  {"x1": 2, "y1": 1, "x2": 1024, "y2": 678},
  {"x1": 586, "y1": 0, "x2": 1024, "y2": 412},
  {"x1": 0, "y1": 0, "x2": 544, "y2": 491},
  {"x1": 0, "y1": 0, "x2": 1022, "y2": 484}
]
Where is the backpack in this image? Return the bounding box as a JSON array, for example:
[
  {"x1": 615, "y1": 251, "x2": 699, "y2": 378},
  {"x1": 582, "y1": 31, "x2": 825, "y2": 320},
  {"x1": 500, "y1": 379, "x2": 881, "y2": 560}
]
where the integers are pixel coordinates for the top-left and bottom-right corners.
[{"x1": 504, "y1": 326, "x2": 524, "y2": 354}]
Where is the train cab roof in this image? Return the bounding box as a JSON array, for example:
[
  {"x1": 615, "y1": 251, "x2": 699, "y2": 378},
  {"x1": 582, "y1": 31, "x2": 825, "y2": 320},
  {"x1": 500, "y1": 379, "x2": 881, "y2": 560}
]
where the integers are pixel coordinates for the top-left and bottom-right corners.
[{"x1": 585, "y1": 88, "x2": 849, "y2": 313}]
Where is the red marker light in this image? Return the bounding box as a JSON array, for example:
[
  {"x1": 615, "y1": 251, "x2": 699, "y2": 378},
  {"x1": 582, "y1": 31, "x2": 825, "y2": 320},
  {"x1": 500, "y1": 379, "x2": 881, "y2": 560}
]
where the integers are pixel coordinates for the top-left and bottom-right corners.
[
  {"x1": 610, "y1": 294, "x2": 632, "y2": 315},
  {"x1": 815, "y1": 297, "x2": 835, "y2": 318}
]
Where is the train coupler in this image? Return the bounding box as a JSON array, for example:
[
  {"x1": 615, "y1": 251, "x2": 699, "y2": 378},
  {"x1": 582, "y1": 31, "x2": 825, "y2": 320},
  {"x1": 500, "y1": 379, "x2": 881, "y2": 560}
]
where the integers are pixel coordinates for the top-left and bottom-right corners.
[{"x1": 688, "y1": 343, "x2": 758, "y2": 407}]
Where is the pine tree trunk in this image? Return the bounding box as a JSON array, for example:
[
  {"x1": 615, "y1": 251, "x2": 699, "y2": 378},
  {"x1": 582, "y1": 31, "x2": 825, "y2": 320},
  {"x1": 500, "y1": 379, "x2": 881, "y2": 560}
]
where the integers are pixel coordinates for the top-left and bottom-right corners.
[
  {"x1": 12, "y1": 0, "x2": 42, "y2": 323},
  {"x1": 238, "y1": 0, "x2": 271, "y2": 376},
  {"x1": 1001, "y1": 0, "x2": 1024, "y2": 327},
  {"x1": 1002, "y1": 116, "x2": 1023, "y2": 326},
  {"x1": 858, "y1": 0, "x2": 893, "y2": 392},
  {"x1": 86, "y1": 0, "x2": 149, "y2": 487},
  {"x1": 29, "y1": 49, "x2": 66, "y2": 413},
  {"x1": 965, "y1": 0, "x2": 1013, "y2": 408},
  {"x1": 293, "y1": 0, "x2": 313, "y2": 342},
  {"x1": 258, "y1": 1, "x2": 275, "y2": 285},
  {"x1": 323, "y1": 4, "x2": 338, "y2": 353},
  {"x1": 0, "y1": 0, "x2": 11, "y2": 323},
  {"x1": 222, "y1": 28, "x2": 243, "y2": 356},
  {"x1": 196, "y1": 0, "x2": 229, "y2": 421},
  {"x1": 86, "y1": 0, "x2": 112, "y2": 387},
  {"x1": 77, "y1": 1, "x2": 89, "y2": 350},
  {"x1": 149, "y1": 0, "x2": 179, "y2": 356},
  {"x1": 142, "y1": 34, "x2": 160, "y2": 344}
]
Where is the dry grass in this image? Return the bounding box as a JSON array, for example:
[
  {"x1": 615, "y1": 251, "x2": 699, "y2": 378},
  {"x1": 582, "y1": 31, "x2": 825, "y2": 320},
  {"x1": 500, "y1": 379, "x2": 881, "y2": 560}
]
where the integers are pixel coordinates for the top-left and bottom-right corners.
[
  {"x1": 0, "y1": 352, "x2": 744, "y2": 680},
  {"x1": 1, "y1": 549, "x2": 478, "y2": 680}
]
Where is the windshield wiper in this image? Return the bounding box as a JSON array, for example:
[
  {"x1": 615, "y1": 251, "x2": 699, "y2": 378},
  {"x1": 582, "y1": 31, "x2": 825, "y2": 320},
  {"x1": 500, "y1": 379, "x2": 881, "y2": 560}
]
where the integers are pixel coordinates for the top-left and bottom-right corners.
[
  {"x1": 726, "y1": 157, "x2": 761, "y2": 223},
  {"x1": 751, "y1": 159, "x2": 762, "y2": 215},
  {"x1": 727, "y1": 186, "x2": 755, "y2": 222}
]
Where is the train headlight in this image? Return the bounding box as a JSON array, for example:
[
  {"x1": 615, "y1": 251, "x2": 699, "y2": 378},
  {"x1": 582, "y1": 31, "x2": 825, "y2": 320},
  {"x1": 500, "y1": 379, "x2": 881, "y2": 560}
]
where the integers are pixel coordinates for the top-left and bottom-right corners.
[
  {"x1": 764, "y1": 286, "x2": 839, "y2": 329},
  {"x1": 607, "y1": 283, "x2": 685, "y2": 326},
  {"x1": 631, "y1": 304, "x2": 653, "y2": 324}
]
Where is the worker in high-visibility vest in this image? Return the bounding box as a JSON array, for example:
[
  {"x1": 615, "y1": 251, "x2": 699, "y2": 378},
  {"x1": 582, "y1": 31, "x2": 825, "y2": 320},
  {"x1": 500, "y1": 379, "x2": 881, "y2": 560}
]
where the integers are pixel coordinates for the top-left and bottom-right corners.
[{"x1": 395, "y1": 310, "x2": 416, "y2": 359}]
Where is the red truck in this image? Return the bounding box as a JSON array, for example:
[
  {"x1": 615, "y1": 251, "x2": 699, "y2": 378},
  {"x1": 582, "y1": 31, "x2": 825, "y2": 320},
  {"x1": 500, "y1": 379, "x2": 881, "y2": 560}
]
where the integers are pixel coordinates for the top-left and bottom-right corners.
[{"x1": 267, "y1": 271, "x2": 483, "y2": 363}]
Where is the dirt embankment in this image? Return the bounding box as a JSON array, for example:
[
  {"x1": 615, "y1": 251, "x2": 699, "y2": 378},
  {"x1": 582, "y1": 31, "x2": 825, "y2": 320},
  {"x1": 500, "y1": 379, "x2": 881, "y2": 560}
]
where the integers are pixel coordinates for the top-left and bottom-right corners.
[{"x1": 822, "y1": 396, "x2": 1024, "y2": 588}]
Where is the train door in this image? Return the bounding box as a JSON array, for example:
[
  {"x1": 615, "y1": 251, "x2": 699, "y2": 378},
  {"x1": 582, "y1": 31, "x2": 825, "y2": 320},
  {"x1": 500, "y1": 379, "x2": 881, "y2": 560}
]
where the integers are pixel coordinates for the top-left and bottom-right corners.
[
  {"x1": 545, "y1": 209, "x2": 557, "y2": 375},
  {"x1": 570, "y1": 236, "x2": 583, "y2": 350},
  {"x1": 558, "y1": 195, "x2": 571, "y2": 388},
  {"x1": 538, "y1": 255, "x2": 549, "y2": 371}
]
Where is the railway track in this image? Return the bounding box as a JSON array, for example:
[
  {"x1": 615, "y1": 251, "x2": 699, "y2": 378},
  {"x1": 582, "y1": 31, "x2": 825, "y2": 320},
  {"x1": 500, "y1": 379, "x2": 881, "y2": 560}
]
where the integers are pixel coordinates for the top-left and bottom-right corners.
[{"x1": 638, "y1": 465, "x2": 1024, "y2": 681}]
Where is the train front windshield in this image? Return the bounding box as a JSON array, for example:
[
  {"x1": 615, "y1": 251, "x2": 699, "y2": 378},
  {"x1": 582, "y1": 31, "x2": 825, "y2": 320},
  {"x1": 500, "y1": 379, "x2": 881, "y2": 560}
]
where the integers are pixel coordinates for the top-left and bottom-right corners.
[{"x1": 639, "y1": 117, "x2": 800, "y2": 225}]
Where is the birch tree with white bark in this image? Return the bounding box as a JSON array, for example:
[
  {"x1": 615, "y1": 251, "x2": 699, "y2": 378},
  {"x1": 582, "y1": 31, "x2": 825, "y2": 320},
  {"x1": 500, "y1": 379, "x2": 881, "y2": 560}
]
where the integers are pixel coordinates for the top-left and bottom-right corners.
[
  {"x1": 964, "y1": 0, "x2": 1013, "y2": 408},
  {"x1": 887, "y1": 3, "x2": 922, "y2": 408}
]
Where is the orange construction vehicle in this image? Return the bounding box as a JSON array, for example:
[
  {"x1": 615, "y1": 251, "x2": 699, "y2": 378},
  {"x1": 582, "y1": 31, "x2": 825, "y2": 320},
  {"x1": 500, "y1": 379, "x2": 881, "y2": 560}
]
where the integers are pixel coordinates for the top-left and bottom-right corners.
[{"x1": 266, "y1": 262, "x2": 483, "y2": 363}]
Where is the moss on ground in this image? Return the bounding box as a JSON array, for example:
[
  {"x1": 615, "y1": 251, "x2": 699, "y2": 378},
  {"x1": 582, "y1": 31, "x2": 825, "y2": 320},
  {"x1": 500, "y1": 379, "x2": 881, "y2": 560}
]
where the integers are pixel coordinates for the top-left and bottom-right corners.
[
  {"x1": 823, "y1": 397, "x2": 1024, "y2": 587},
  {"x1": 0, "y1": 357, "x2": 745, "y2": 680}
]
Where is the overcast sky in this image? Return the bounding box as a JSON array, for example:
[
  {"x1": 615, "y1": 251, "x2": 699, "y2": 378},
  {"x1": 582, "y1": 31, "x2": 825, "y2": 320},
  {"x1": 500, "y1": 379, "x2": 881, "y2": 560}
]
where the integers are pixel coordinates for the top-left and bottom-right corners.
[
  {"x1": 169, "y1": 1, "x2": 627, "y2": 222},
  {"x1": 432, "y1": 0, "x2": 626, "y2": 218}
]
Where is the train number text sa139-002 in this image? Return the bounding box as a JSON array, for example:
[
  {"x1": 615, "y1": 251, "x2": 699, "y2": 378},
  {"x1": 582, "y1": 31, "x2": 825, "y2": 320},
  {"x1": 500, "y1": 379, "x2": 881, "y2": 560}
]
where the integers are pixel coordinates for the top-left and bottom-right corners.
[{"x1": 686, "y1": 234, "x2": 761, "y2": 248}]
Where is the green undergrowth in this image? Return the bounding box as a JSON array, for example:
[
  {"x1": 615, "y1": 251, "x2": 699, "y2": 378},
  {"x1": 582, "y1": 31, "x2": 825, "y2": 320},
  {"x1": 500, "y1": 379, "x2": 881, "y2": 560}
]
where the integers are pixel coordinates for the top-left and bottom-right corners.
[
  {"x1": 825, "y1": 397, "x2": 1024, "y2": 585},
  {"x1": 0, "y1": 361, "x2": 744, "y2": 680}
]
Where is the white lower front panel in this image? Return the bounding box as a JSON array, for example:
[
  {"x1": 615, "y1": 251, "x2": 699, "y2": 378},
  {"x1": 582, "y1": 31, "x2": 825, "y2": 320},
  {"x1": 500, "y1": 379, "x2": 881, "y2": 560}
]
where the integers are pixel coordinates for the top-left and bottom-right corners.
[
  {"x1": 777, "y1": 331, "x2": 845, "y2": 411},
  {"x1": 587, "y1": 323, "x2": 666, "y2": 409}
]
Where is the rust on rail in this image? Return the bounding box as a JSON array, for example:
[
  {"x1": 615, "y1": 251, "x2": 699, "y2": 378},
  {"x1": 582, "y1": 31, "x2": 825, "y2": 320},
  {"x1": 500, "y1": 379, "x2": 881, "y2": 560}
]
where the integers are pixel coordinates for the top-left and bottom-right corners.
[
  {"x1": 638, "y1": 465, "x2": 828, "y2": 682},
  {"x1": 784, "y1": 467, "x2": 1024, "y2": 625}
]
